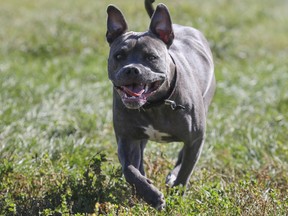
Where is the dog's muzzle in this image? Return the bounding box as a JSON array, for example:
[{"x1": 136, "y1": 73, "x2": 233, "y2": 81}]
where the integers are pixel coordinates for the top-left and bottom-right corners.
[{"x1": 114, "y1": 80, "x2": 163, "y2": 109}]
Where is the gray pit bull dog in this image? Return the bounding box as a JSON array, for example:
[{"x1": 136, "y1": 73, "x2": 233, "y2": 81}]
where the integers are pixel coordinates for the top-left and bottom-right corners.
[{"x1": 106, "y1": 0, "x2": 216, "y2": 210}]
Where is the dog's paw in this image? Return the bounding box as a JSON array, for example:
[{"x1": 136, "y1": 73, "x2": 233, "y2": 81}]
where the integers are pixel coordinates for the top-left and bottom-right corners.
[
  {"x1": 165, "y1": 173, "x2": 177, "y2": 186},
  {"x1": 145, "y1": 189, "x2": 165, "y2": 210},
  {"x1": 140, "y1": 184, "x2": 165, "y2": 210},
  {"x1": 154, "y1": 193, "x2": 166, "y2": 211}
]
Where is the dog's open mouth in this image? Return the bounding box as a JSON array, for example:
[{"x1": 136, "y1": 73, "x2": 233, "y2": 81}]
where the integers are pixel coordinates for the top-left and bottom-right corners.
[{"x1": 115, "y1": 81, "x2": 163, "y2": 109}]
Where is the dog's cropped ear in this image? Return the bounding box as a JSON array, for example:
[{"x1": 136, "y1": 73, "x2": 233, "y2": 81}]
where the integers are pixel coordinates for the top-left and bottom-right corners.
[
  {"x1": 149, "y1": 4, "x2": 174, "y2": 46},
  {"x1": 106, "y1": 5, "x2": 128, "y2": 44}
]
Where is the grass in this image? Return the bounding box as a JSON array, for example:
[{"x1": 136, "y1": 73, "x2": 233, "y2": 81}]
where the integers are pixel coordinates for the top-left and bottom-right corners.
[{"x1": 0, "y1": 0, "x2": 287, "y2": 215}]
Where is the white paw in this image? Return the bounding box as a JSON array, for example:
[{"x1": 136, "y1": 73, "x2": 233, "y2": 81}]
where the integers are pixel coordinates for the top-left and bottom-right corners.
[{"x1": 165, "y1": 173, "x2": 176, "y2": 186}]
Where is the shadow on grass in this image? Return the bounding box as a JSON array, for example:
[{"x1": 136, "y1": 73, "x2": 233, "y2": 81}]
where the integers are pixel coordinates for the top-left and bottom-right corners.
[{"x1": 0, "y1": 153, "x2": 132, "y2": 215}]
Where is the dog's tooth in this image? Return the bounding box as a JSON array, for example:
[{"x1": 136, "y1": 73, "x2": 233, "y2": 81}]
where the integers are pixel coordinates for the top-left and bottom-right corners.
[
  {"x1": 145, "y1": 85, "x2": 149, "y2": 92},
  {"x1": 139, "y1": 89, "x2": 145, "y2": 95}
]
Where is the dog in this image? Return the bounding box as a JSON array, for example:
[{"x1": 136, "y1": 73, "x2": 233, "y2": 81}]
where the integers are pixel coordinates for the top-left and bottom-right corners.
[{"x1": 106, "y1": 0, "x2": 215, "y2": 210}]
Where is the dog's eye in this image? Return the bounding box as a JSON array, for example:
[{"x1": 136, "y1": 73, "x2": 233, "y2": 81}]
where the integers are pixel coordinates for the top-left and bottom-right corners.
[
  {"x1": 146, "y1": 55, "x2": 157, "y2": 61},
  {"x1": 114, "y1": 53, "x2": 125, "y2": 60}
]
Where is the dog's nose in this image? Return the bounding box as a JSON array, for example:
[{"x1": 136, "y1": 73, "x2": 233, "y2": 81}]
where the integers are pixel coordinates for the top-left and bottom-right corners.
[{"x1": 125, "y1": 67, "x2": 140, "y2": 75}]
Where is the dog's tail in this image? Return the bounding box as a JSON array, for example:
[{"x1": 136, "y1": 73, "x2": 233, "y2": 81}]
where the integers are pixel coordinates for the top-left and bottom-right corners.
[{"x1": 145, "y1": 0, "x2": 155, "y2": 18}]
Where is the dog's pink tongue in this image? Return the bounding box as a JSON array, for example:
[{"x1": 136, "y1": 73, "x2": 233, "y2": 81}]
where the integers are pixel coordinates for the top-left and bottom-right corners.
[{"x1": 122, "y1": 84, "x2": 145, "y2": 97}]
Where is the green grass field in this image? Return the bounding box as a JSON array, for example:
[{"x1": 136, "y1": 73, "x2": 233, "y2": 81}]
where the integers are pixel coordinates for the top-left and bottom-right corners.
[{"x1": 0, "y1": 0, "x2": 287, "y2": 215}]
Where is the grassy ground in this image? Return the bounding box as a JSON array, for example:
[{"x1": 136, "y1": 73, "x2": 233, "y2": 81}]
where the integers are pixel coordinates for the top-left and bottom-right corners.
[{"x1": 0, "y1": 0, "x2": 287, "y2": 215}]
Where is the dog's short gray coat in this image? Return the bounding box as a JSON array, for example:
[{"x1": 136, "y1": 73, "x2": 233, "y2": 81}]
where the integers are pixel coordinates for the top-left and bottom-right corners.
[{"x1": 106, "y1": 0, "x2": 215, "y2": 210}]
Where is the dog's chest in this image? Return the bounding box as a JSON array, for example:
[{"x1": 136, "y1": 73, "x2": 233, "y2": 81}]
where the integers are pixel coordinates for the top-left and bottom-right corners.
[{"x1": 143, "y1": 124, "x2": 172, "y2": 142}]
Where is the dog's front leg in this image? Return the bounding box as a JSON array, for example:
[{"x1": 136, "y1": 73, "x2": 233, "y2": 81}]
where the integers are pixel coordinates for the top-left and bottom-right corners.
[{"x1": 117, "y1": 138, "x2": 165, "y2": 210}]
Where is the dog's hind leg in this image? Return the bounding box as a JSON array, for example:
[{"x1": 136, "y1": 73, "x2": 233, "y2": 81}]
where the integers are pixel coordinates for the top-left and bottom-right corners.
[
  {"x1": 139, "y1": 140, "x2": 147, "y2": 175},
  {"x1": 166, "y1": 135, "x2": 205, "y2": 187},
  {"x1": 175, "y1": 136, "x2": 205, "y2": 186},
  {"x1": 166, "y1": 148, "x2": 183, "y2": 186}
]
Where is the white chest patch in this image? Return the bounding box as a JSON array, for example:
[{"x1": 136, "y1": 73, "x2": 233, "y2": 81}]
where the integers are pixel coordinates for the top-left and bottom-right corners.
[{"x1": 143, "y1": 125, "x2": 170, "y2": 142}]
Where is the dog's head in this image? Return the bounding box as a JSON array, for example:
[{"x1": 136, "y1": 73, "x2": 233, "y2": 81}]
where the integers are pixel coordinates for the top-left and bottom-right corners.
[{"x1": 106, "y1": 4, "x2": 174, "y2": 109}]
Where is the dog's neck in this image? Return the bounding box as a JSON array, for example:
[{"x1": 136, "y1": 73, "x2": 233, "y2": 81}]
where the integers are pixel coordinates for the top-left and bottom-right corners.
[{"x1": 142, "y1": 54, "x2": 184, "y2": 111}]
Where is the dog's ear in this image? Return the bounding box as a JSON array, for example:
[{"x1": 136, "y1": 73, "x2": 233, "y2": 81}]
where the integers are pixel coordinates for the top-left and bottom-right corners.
[
  {"x1": 149, "y1": 4, "x2": 174, "y2": 46},
  {"x1": 106, "y1": 5, "x2": 128, "y2": 44}
]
